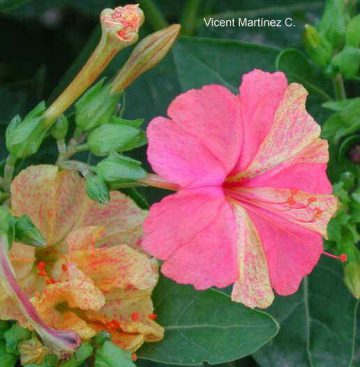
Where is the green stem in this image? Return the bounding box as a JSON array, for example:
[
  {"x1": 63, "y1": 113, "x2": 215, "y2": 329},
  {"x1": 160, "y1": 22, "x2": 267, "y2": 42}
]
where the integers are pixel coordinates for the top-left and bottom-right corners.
[
  {"x1": 139, "y1": 0, "x2": 168, "y2": 30},
  {"x1": 3, "y1": 155, "x2": 17, "y2": 193},
  {"x1": 43, "y1": 35, "x2": 119, "y2": 128},
  {"x1": 180, "y1": 0, "x2": 202, "y2": 36},
  {"x1": 333, "y1": 73, "x2": 346, "y2": 100}
]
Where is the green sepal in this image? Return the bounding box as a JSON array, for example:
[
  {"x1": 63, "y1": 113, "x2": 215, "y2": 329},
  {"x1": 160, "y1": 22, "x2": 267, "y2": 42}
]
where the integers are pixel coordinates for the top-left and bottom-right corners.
[
  {"x1": 0, "y1": 341, "x2": 18, "y2": 367},
  {"x1": 97, "y1": 152, "x2": 147, "y2": 187},
  {"x1": 4, "y1": 323, "x2": 32, "y2": 355},
  {"x1": 51, "y1": 115, "x2": 69, "y2": 141},
  {"x1": 92, "y1": 331, "x2": 111, "y2": 347},
  {"x1": 87, "y1": 123, "x2": 141, "y2": 156},
  {"x1": 75, "y1": 79, "x2": 121, "y2": 132},
  {"x1": 6, "y1": 102, "x2": 48, "y2": 158},
  {"x1": 59, "y1": 342, "x2": 93, "y2": 367},
  {"x1": 94, "y1": 341, "x2": 135, "y2": 367},
  {"x1": 85, "y1": 175, "x2": 110, "y2": 204},
  {"x1": 0, "y1": 206, "x2": 15, "y2": 247},
  {"x1": 14, "y1": 215, "x2": 46, "y2": 247},
  {"x1": 24, "y1": 354, "x2": 58, "y2": 367}
]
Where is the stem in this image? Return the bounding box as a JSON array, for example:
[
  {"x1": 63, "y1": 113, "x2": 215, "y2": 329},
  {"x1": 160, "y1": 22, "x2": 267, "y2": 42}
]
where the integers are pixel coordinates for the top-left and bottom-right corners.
[
  {"x1": 139, "y1": 0, "x2": 168, "y2": 30},
  {"x1": 180, "y1": 0, "x2": 202, "y2": 36},
  {"x1": 3, "y1": 155, "x2": 17, "y2": 193},
  {"x1": 0, "y1": 234, "x2": 80, "y2": 355},
  {"x1": 139, "y1": 174, "x2": 179, "y2": 191},
  {"x1": 333, "y1": 73, "x2": 346, "y2": 100},
  {"x1": 43, "y1": 35, "x2": 119, "y2": 128},
  {"x1": 57, "y1": 160, "x2": 91, "y2": 177}
]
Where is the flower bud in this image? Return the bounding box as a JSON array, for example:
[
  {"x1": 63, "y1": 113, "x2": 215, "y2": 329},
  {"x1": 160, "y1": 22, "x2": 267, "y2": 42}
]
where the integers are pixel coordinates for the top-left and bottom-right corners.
[
  {"x1": 86, "y1": 175, "x2": 110, "y2": 204},
  {"x1": 344, "y1": 246, "x2": 360, "y2": 298},
  {"x1": 75, "y1": 79, "x2": 121, "y2": 132},
  {"x1": 6, "y1": 102, "x2": 48, "y2": 158},
  {"x1": 50, "y1": 115, "x2": 68, "y2": 141},
  {"x1": 304, "y1": 24, "x2": 333, "y2": 67},
  {"x1": 88, "y1": 123, "x2": 140, "y2": 156},
  {"x1": 100, "y1": 4, "x2": 144, "y2": 46},
  {"x1": 111, "y1": 24, "x2": 181, "y2": 93},
  {"x1": 14, "y1": 215, "x2": 46, "y2": 248},
  {"x1": 97, "y1": 152, "x2": 146, "y2": 186}
]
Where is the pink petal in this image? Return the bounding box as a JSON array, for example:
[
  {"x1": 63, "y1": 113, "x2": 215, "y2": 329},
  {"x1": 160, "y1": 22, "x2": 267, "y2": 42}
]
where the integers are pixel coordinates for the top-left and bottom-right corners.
[
  {"x1": 142, "y1": 188, "x2": 238, "y2": 289},
  {"x1": 235, "y1": 69, "x2": 288, "y2": 171},
  {"x1": 147, "y1": 117, "x2": 227, "y2": 188},
  {"x1": 246, "y1": 206, "x2": 323, "y2": 295},
  {"x1": 168, "y1": 85, "x2": 242, "y2": 173},
  {"x1": 233, "y1": 83, "x2": 321, "y2": 181},
  {"x1": 243, "y1": 139, "x2": 332, "y2": 194}
]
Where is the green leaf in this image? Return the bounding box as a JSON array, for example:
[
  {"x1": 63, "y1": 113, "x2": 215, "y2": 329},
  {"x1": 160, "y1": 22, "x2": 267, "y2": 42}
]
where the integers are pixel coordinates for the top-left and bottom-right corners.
[
  {"x1": 322, "y1": 98, "x2": 360, "y2": 112},
  {"x1": 173, "y1": 37, "x2": 279, "y2": 92},
  {"x1": 346, "y1": 14, "x2": 360, "y2": 47},
  {"x1": 253, "y1": 258, "x2": 360, "y2": 367},
  {"x1": 138, "y1": 276, "x2": 279, "y2": 366},
  {"x1": 95, "y1": 341, "x2": 135, "y2": 367},
  {"x1": 25, "y1": 354, "x2": 58, "y2": 367},
  {"x1": 331, "y1": 46, "x2": 360, "y2": 79},
  {"x1": 4, "y1": 322, "x2": 32, "y2": 354},
  {"x1": 0, "y1": 0, "x2": 31, "y2": 12},
  {"x1": 0, "y1": 341, "x2": 17, "y2": 367}
]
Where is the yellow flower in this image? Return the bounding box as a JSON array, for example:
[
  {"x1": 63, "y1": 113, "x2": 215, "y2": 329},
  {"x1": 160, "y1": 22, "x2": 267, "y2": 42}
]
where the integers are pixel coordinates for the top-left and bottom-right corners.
[{"x1": 0, "y1": 165, "x2": 163, "y2": 353}]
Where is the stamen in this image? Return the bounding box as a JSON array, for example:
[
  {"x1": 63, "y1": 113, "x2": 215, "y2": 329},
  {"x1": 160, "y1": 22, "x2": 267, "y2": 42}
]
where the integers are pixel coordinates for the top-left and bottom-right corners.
[{"x1": 323, "y1": 251, "x2": 348, "y2": 263}]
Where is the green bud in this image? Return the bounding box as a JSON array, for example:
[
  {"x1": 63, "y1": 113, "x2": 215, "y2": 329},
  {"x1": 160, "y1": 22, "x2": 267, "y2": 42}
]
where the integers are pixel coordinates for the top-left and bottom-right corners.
[
  {"x1": 50, "y1": 115, "x2": 68, "y2": 140},
  {"x1": 85, "y1": 175, "x2": 110, "y2": 204},
  {"x1": 346, "y1": 14, "x2": 360, "y2": 47},
  {"x1": 93, "y1": 330, "x2": 111, "y2": 346},
  {"x1": 111, "y1": 24, "x2": 181, "y2": 93},
  {"x1": 304, "y1": 24, "x2": 333, "y2": 67},
  {"x1": 14, "y1": 215, "x2": 46, "y2": 247},
  {"x1": 97, "y1": 152, "x2": 147, "y2": 186},
  {"x1": 0, "y1": 191, "x2": 9, "y2": 205},
  {"x1": 319, "y1": 0, "x2": 347, "y2": 48},
  {"x1": 339, "y1": 171, "x2": 355, "y2": 190},
  {"x1": 75, "y1": 79, "x2": 121, "y2": 132},
  {"x1": 6, "y1": 102, "x2": 48, "y2": 158},
  {"x1": 344, "y1": 246, "x2": 360, "y2": 299},
  {"x1": 88, "y1": 124, "x2": 140, "y2": 156},
  {"x1": 332, "y1": 46, "x2": 360, "y2": 79}
]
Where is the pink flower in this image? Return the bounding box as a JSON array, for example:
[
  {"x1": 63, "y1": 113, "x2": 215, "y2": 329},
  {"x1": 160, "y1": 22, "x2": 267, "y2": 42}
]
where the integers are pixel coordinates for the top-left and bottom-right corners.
[{"x1": 142, "y1": 69, "x2": 338, "y2": 308}]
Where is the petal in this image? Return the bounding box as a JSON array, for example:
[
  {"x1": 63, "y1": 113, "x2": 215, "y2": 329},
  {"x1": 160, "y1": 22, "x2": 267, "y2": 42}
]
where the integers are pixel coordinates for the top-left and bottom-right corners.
[
  {"x1": 77, "y1": 191, "x2": 147, "y2": 249},
  {"x1": 228, "y1": 187, "x2": 337, "y2": 237},
  {"x1": 235, "y1": 69, "x2": 288, "y2": 171},
  {"x1": 167, "y1": 85, "x2": 242, "y2": 174},
  {"x1": 147, "y1": 117, "x2": 227, "y2": 188},
  {"x1": 11, "y1": 165, "x2": 87, "y2": 245},
  {"x1": 69, "y1": 244, "x2": 159, "y2": 292},
  {"x1": 247, "y1": 206, "x2": 323, "y2": 295},
  {"x1": 243, "y1": 139, "x2": 333, "y2": 194},
  {"x1": 142, "y1": 188, "x2": 238, "y2": 289},
  {"x1": 232, "y1": 83, "x2": 321, "y2": 180},
  {"x1": 9, "y1": 243, "x2": 36, "y2": 280},
  {"x1": 230, "y1": 205, "x2": 274, "y2": 309}
]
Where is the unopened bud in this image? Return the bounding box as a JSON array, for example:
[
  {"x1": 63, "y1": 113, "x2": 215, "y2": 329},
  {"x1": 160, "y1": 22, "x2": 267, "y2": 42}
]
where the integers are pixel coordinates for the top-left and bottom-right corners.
[
  {"x1": 111, "y1": 24, "x2": 181, "y2": 93},
  {"x1": 88, "y1": 123, "x2": 140, "y2": 156},
  {"x1": 97, "y1": 152, "x2": 146, "y2": 186},
  {"x1": 331, "y1": 46, "x2": 360, "y2": 79},
  {"x1": 14, "y1": 215, "x2": 46, "y2": 247},
  {"x1": 50, "y1": 115, "x2": 68, "y2": 141},
  {"x1": 304, "y1": 24, "x2": 333, "y2": 67},
  {"x1": 101, "y1": 4, "x2": 144, "y2": 46},
  {"x1": 6, "y1": 102, "x2": 48, "y2": 158},
  {"x1": 86, "y1": 175, "x2": 110, "y2": 204},
  {"x1": 75, "y1": 79, "x2": 121, "y2": 132}
]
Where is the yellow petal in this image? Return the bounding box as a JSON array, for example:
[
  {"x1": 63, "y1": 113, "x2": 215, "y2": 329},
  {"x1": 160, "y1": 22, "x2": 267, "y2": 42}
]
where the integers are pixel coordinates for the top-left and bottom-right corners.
[
  {"x1": 231, "y1": 204, "x2": 274, "y2": 309},
  {"x1": 11, "y1": 165, "x2": 87, "y2": 245}
]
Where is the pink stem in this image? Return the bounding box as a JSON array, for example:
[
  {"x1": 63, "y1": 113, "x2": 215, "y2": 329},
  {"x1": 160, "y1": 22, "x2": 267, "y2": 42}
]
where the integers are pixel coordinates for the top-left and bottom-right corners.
[{"x1": 139, "y1": 174, "x2": 179, "y2": 191}]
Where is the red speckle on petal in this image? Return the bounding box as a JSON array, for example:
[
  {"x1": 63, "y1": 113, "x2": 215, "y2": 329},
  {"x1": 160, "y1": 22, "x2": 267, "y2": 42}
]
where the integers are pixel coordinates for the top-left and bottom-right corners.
[{"x1": 131, "y1": 312, "x2": 140, "y2": 322}]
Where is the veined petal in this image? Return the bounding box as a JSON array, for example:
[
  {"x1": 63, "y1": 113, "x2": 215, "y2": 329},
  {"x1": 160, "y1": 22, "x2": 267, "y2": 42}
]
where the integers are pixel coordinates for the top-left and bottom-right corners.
[
  {"x1": 11, "y1": 165, "x2": 87, "y2": 245},
  {"x1": 227, "y1": 187, "x2": 337, "y2": 237},
  {"x1": 231, "y1": 83, "x2": 321, "y2": 180},
  {"x1": 235, "y1": 69, "x2": 288, "y2": 171},
  {"x1": 147, "y1": 117, "x2": 227, "y2": 188},
  {"x1": 247, "y1": 207, "x2": 323, "y2": 295},
  {"x1": 231, "y1": 204, "x2": 274, "y2": 309},
  {"x1": 167, "y1": 84, "x2": 242, "y2": 174},
  {"x1": 242, "y1": 139, "x2": 333, "y2": 194},
  {"x1": 142, "y1": 188, "x2": 238, "y2": 289}
]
